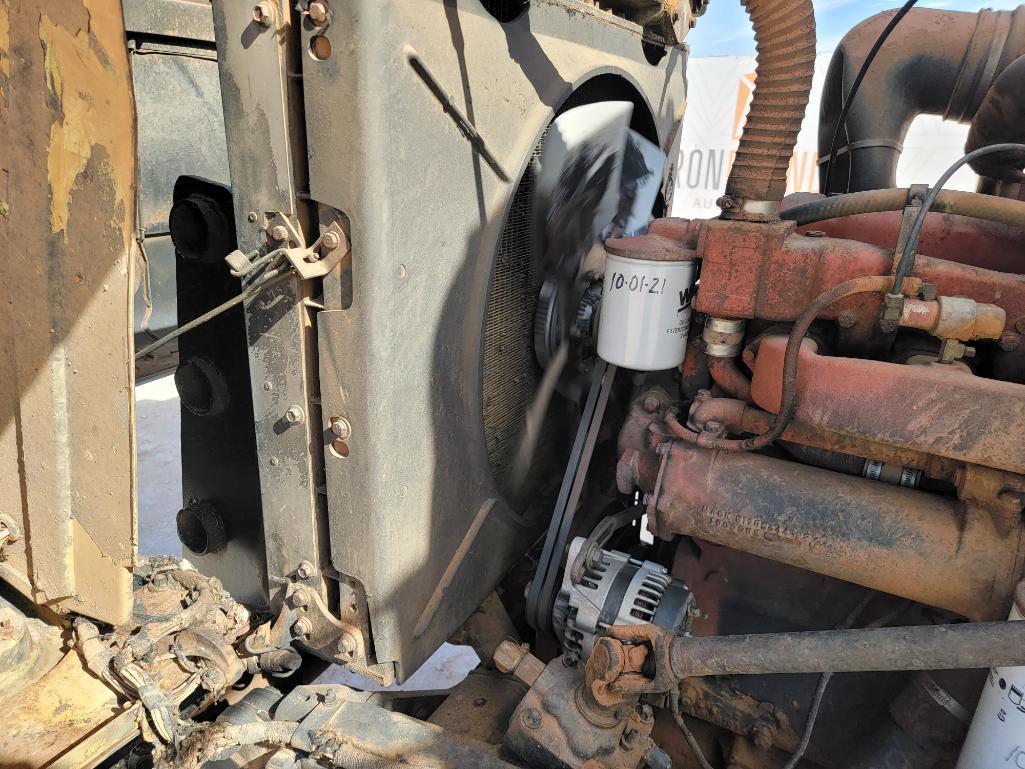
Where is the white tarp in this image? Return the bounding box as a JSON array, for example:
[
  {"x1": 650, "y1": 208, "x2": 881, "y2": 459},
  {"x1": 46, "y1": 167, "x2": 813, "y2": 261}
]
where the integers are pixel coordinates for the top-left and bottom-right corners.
[{"x1": 671, "y1": 54, "x2": 979, "y2": 219}]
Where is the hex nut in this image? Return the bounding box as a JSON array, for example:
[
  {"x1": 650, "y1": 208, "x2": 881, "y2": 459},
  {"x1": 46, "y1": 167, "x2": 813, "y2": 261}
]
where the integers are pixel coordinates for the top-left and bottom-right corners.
[
  {"x1": 285, "y1": 405, "x2": 306, "y2": 425},
  {"x1": 290, "y1": 587, "x2": 311, "y2": 608},
  {"x1": 307, "y1": 0, "x2": 328, "y2": 24},
  {"x1": 337, "y1": 632, "x2": 358, "y2": 657},
  {"x1": 252, "y1": 1, "x2": 274, "y2": 26},
  {"x1": 295, "y1": 560, "x2": 315, "y2": 579},
  {"x1": 270, "y1": 224, "x2": 289, "y2": 242},
  {"x1": 293, "y1": 617, "x2": 313, "y2": 638}
]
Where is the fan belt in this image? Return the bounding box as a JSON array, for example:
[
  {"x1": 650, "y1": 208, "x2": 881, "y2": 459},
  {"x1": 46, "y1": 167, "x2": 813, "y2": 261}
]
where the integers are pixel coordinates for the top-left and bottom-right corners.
[{"x1": 525, "y1": 360, "x2": 617, "y2": 632}]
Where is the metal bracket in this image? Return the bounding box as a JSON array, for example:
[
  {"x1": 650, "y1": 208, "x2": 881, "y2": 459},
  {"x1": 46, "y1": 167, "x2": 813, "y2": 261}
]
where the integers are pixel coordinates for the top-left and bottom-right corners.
[
  {"x1": 246, "y1": 581, "x2": 395, "y2": 687},
  {"x1": 265, "y1": 213, "x2": 350, "y2": 280}
]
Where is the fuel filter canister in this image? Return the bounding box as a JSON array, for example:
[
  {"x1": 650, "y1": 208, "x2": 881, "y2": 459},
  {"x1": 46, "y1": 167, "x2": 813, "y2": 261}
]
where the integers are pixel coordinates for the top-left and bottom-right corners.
[{"x1": 597, "y1": 238, "x2": 697, "y2": 371}]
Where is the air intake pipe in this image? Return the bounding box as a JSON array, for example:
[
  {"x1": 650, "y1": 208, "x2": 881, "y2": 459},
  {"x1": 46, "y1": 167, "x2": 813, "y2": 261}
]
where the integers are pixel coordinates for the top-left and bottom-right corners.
[
  {"x1": 966, "y1": 54, "x2": 1025, "y2": 185},
  {"x1": 719, "y1": 0, "x2": 816, "y2": 219},
  {"x1": 818, "y1": 7, "x2": 1025, "y2": 194}
]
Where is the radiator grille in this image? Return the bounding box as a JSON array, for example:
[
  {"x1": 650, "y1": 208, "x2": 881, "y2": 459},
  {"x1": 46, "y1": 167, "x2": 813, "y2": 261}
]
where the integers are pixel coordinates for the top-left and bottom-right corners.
[{"x1": 481, "y1": 138, "x2": 562, "y2": 508}]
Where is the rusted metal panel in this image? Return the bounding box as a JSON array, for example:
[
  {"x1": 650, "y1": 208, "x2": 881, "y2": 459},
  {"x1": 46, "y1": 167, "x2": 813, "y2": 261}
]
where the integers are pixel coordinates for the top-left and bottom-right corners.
[
  {"x1": 0, "y1": 0, "x2": 136, "y2": 623},
  {"x1": 750, "y1": 335, "x2": 1025, "y2": 476}
]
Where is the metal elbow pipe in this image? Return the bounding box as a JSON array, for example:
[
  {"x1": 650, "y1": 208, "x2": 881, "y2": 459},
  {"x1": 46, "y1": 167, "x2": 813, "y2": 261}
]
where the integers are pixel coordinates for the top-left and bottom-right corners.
[
  {"x1": 721, "y1": 0, "x2": 816, "y2": 218},
  {"x1": 818, "y1": 7, "x2": 1025, "y2": 194},
  {"x1": 966, "y1": 54, "x2": 1025, "y2": 183}
]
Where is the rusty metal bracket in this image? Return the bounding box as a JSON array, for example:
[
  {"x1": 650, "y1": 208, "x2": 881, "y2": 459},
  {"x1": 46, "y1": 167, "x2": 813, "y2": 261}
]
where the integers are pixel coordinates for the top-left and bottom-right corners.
[{"x1": 246, "y1": 582, "x2": 395, "y2": 687}]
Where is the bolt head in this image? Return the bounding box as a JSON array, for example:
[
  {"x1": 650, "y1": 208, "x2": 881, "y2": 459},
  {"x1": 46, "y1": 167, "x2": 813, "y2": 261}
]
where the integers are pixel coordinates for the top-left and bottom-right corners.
[
  {"x1": 285, "y1": 405, "x2": 306, "y2": 424},
  {"x1": 307, "y1": 0, "x2": 329, "y2": 23},
  {"x1": 304, "y1": 251, "x2": 321, "y2": 263},
  {"x1": 620, "y1": 729, "x2": 642, "y2": 751},
  {"x1": 295, "y1": 560, "x2": 315, "y2": 579},
  {"x1": 642, "y1": 396, "x2": 660, "y2": 413},
  {"x1": 270, "y1": 224, "x2": 288, "y2": 242},
  {"x1": 252, "y1": 1, "x2": 274, "y2": 26},
  {"x1": 337, "y1": 632, "x2": 358, "y2": 657},
  {"x1": 290, "y1": 587, "x2": 311, "y2": 608},
  {"x1": 293, "y1": 617, "x2": 313, "y2": 638},
  {"x1": 521, "y1": 708, "x2": 542, "y2": 730},
  {"x1": 330, "y1": 417, "x2": 351, "y2": 440},
  {"x1": 321, "y1": 231, "x2": 340, "y2": 251},
  {"x1": 1000, "y1": 332, "x2": 1020, "y2": 352}
]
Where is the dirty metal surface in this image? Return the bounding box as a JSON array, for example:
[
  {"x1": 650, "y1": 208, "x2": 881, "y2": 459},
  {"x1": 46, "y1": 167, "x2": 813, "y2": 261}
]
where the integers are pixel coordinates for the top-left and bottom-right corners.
[
  {"x1": 621, "y1": 438, "x2": 1024, "y2": 620},
  {"x1": 0, "y1": 649, "x2": 126, "y2": 767},
  {"x1": 750, "y1": 335, "x2": 1025, "y2": 476},
  {"x1": 692, "y1": 219, "x2": 1025, "y2": 348},
  {"x1": 304, "y1": 0, "x2": 688, "y2": 682},
  {"x1": 0, "y1": 0, "x2": 136, "y2": 623},
  {"x1": 211, "y1": 0, "x2": 326, "y2": 609}
]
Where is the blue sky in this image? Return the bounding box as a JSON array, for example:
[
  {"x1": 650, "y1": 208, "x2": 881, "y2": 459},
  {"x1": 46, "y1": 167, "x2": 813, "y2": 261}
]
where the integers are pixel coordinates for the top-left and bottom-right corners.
[{"x1": 688, "y1": 0, "x2": 1025, "y2": 56}]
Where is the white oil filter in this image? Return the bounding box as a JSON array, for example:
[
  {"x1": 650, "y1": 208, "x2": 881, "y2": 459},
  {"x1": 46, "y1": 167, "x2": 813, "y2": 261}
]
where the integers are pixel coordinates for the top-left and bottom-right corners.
[
  {"x1": 597, "y1": 246, "x2": 697, "y2": 371},
  {"x1": 955, "y1": 583, "x2": 1025, "y2": 769}
]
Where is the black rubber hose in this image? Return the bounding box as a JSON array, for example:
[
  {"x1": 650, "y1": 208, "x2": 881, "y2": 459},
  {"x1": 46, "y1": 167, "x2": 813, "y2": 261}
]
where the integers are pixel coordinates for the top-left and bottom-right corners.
[
  {"x1": 966, "y1": 55, "x2": 1025, "y2": 183},
  {"x1": 821, "y1": 0, "x2": 918, "y2": 196},
  {"x1": 781, "y1": 187, "x2": 1025, "y2": 229}
]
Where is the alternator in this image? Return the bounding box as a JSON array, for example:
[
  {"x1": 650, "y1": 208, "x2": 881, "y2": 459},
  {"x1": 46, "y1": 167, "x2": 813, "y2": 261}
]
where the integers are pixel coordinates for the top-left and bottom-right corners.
[{"x1": 553, "y1": 537, "x2": 695, "y2": 658}]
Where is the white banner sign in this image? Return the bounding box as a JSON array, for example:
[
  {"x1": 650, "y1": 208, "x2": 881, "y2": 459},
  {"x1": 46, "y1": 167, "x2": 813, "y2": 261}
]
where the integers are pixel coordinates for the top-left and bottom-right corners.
[{"x1": 671, "y1": 53, "x2": 979, "y2": 219}]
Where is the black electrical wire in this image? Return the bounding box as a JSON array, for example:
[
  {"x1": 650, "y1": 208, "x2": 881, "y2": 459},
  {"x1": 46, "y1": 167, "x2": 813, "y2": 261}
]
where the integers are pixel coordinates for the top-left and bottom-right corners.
[
  {"x1": 891, "y1": 142, "x2": 1025, "y2": 295},
  {"x1": 821, "y1": 0, "x2": 918, "y2": 195}
]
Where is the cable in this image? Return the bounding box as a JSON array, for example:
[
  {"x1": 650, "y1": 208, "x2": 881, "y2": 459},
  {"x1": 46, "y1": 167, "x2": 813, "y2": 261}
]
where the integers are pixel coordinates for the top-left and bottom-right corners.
[
  {"x1": 670, "y1": 685, "x2": 715, "y2": 769},
  {"x1": 134, "y1": 271, "x2": 292, "y2": 360},
  {"x1": 821, "y1": 0, "x2": 918, "y2": 195},
  {"x1": 665, "y1": 276, "x2": 896, "y2": 452},
  {"x1": 891, "y1": 142, "x2": 1025, "y2": 295}
]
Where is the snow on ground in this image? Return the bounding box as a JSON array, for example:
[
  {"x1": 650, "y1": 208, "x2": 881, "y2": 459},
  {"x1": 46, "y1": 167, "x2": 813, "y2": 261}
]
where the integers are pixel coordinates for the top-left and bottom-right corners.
[{"x1": 134, "y1": 373, "x2": 476, "y2": 690}]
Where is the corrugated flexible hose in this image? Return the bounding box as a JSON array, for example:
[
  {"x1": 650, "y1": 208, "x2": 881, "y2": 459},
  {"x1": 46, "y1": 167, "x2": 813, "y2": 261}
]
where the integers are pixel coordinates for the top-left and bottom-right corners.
[{"x1": 722, "y1": 0, "x2": 817, "y2": 218}]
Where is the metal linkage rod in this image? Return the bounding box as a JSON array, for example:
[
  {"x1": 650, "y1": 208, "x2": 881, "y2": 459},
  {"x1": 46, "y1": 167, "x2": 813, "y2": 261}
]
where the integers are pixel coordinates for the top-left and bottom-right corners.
[{"x1": 670, "y1": 621, "x2": 1025, "y2": 678}]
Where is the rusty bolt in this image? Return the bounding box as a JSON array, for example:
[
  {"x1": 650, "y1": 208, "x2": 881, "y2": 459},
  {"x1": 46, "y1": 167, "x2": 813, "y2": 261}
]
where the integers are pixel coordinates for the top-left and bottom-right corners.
[
  {"x1": 837, "y1": 309, "x2": 857, "y2": 329},
  {"x1": 307, "y1": 0, "x2": 329, "y2": 24},
  {"x1": 252, "y1": 1, "x2": 274, "y2": 26},
  {"x1": 290, "y1": 587, "x2": 311, "y2": 608},
  {"x1": 702, "y1": 420, "x2": 723, "y2": 435},
  {"x1": 292, "y1": 617, "x2": 313, "y2": 638},
  {"x1": 330, "y1": 417, "x2": 352, "y2": 440},
  {"x1": 323, "y1": 689, "x2": 338, "y2": 706},
  {"x1": 285, "y1": 405, "x2": 306, "y2": 425},
  {"x1": 270, "y1": 224, "x2": 288, "y2": 242},
  {"x1": 304, "y1": 250, "x2": 321, "y2": 263},
  {"x1": 321, "y1": 232, "x2": 340, "y2": 251},
  {"x1": 637, "y1": 703, "x2": 654, "y2": 724},
  {"x1": 1000, "y1": 332, "x2": 1020, "y2": 352},
  {"x1": 642, "y1": 396, "x2": 660, "y2": 413},
  {"x1": 337, "y1": 632, "x2": 358, "y2": 657},
  {"x1": 620, "y1": 729, "x2": 642, "y2": 751},
  {"x1": 296, "y1": 560, "x2": 315, "y2": 579},
  {"x1": 521, "y1": 708, "x2": 542, "y2": 730}
]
